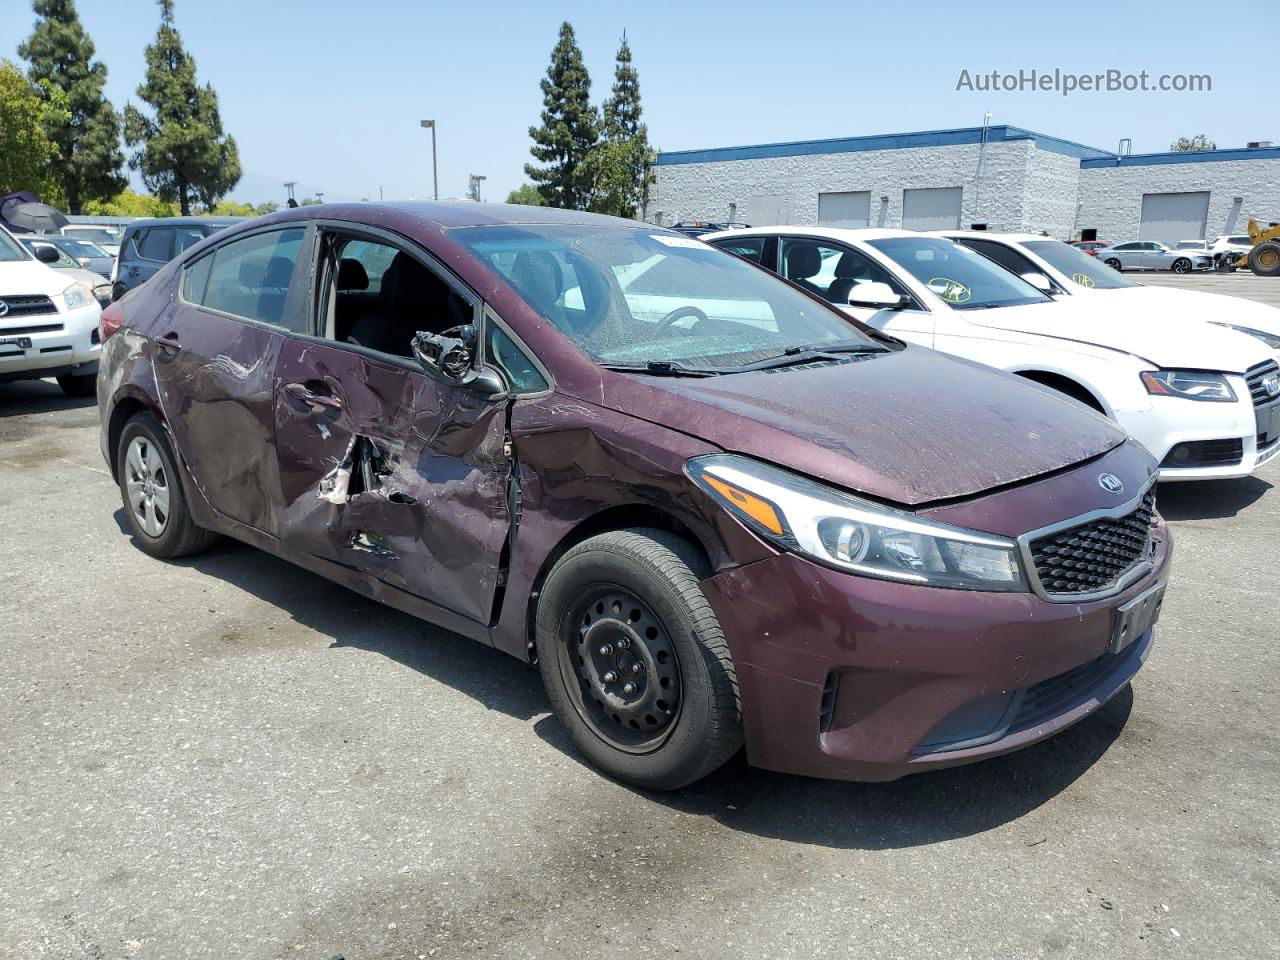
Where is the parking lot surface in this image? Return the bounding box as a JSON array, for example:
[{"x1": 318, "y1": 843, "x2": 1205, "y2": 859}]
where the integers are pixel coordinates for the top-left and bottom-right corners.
[
  {"x1": 2, "y1": 373, "x2": 1278, "y2": 960},
  {"x1": 1140, "y1": 270, "x2": 1280, "y2": 309}
]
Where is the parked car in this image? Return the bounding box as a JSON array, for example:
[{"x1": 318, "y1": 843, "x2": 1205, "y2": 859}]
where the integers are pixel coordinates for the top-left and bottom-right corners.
[
  {"x1": 1209, "y1": 233, "x2": 1257, "y2": 270},
  {"x1": 60, "y1": 224, "x2": 123, "y2": 257},
  {"x1": 17, "y1": 237, "x2": 112, "y2": 307},
  {"x1": 98, "y1": 202, "x2": 1171, "y2": 789},
  {"x1": 704, "y1": 226, "x2": 1278, "y2": 480},
  {"x1": 1095, "y1": 241, "x2": 1213, "y2": 273},
  {"x1": 1071, "y1": 240, "x2": 1109, "y2": 257},
  {"x1": 1173, "y1": 240, "x2": 1210, "y2": 253},
  {"x1": 0, "y1": 224, "x2": 102, "y2": 395},
  {"x1": 24, "y1": 234, "x2": 113, "y2": 278},
  {"x1": 937, "y1": 231, "x2": 1280, "y2": 472},
  {"x1": 671, "y1": 221, "x2": 749, "y2": 238},
  {"x1": 112, "y1": 217, "x2": 242, "y2": 300}
]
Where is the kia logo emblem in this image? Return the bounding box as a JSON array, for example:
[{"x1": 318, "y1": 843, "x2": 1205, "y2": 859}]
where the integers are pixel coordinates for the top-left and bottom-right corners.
[
  {"x1": 1098, "y1": 473, "x2": 1124, "y2": 494},
  {"x1": 0, "y1": 299, "x2": 9, "y2": 318}
]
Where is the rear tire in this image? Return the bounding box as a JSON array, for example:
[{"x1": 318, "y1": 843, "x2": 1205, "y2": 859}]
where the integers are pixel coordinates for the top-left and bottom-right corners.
[
  {"x1": 1249, "y1": 241, "x2": 1280, "y2": 277},
  {"x1": 1104, "y1": 258, "x2": 1122, "y2": 272},
  {"x1": 535, "y1": 528, "x2": 742, "y2": 790},
  {"x1": 116, "y1": 412, "x2": 218, "y2": 559},
  {"x1": 56, "y1": 373, "x2": 96, "y2": 397}
]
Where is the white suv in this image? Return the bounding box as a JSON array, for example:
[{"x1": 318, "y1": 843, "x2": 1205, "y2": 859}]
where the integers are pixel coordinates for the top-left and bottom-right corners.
[
  {"x1": 703, "y1": 227, "x2": 1280, "y2": 480},
  {"x1": 1, "y1": 224, "x2": 103, "y2": 396}
]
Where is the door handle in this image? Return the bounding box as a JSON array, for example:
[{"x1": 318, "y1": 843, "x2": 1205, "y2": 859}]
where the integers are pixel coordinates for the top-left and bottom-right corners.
[
  {"x1": 156, "y1": 331, "x2": 181, "y2": 354},
  {"x1": 284, "y1": 381, "x2": 343, "y2": 411}
]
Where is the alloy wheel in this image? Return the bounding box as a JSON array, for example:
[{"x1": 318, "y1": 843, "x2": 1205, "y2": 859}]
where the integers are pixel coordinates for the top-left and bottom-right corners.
[{"x1": 124, "y1": 436, "x2": 171, "y2": 537}]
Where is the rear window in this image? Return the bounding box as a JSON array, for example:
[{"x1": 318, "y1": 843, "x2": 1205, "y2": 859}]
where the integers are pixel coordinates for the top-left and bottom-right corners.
[
  {"x1": 183, "y1": 228, "x2": 305, "y2": 330},
  {"x1": 137, "y1": 228, "x2": 173, "y2": 261}
]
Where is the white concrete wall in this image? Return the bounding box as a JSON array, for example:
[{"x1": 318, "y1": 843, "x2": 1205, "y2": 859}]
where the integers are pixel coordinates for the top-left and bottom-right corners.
[
  {"x1": 1078, "y1": 159, "x2": 1280, "y2": 242},
  {"x1": 1018, "y1": 148, "x2": 1083, "y2": 239},
  {"x1": 650, "y1": 140, "x2": 1037, "y2": 232}
]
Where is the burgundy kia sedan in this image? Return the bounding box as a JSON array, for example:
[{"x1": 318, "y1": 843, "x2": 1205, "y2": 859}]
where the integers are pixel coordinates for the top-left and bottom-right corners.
[{"x1": 97, "y1": 203, "x2": 1170, "y2": 789}]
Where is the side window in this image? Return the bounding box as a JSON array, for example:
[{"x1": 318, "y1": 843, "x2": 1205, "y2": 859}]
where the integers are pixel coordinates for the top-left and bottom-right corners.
[
  {"x1": 326, "y1": 235, "x2": 474, "y2": 359},
  {"x1": 138, "y1": 228, "x2": 173, "y2": 262},
  {"x1": 486, "y1": 320, "x2": 548, "y2": 393},
  {"x1": 779, "y1": 238, "x2": 913, "y2": 306},
  {"x1": 711, "y1": 236, "x2": 766, "y2": 264},
  {"x1": 190, "y1": 228, "x2": 306, "y2": 330},
  {"x1": 1114, "y1": 243, "x2": 1137, "y2": 251},
  {"x1": 957, "y1": 239, "x2": 1039, "y2": 276},
  {"x1": 175, "y1": 228, "x2": 206, "y2": 255}
]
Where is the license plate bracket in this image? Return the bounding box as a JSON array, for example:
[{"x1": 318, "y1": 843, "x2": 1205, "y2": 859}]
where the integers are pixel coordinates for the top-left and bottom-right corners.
[
  {"x1": 0, "y1": 336, "x2": 33, "y2": 350},
  {"x1": 1111, "y1": 582, "x2": 1165, "y2": 654}
]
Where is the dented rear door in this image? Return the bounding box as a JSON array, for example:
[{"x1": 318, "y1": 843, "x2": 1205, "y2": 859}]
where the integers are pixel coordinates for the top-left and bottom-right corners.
[{"x1": 273, "y1": 339, "x2": 513, "y2": 625}]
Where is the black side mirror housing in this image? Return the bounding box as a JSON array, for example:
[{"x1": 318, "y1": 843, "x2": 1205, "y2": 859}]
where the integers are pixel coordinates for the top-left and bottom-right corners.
[
  {"x1": 34, "y1": 243, "x2": 60, "y2": 264},
  {"x1": 410, "y1": 324, "x2": 507, "y2": 398}
]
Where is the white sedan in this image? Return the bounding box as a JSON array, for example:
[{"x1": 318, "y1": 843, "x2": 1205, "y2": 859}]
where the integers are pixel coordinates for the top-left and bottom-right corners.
[{"x1": 702, "y1": 226, "x2": 1280, "y2": 480}]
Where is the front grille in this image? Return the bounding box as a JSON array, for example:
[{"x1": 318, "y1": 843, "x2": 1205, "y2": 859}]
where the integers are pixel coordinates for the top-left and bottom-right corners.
[
  {"x1": 1028, "y1": 488, "x2": 1157, "y2": 597},
  {"x1": 1245, "y1": 359, "x2": 1279, "y2": 407},
  {"x1": 0, "y1": 294, "x2": 57, "y2": 319},
  {"x1": 0, "y1": 322, "x2": 63, "y2": 336},
  {"x1": 1160, "y1": 438, "x2": 1243, "y2": 467}
]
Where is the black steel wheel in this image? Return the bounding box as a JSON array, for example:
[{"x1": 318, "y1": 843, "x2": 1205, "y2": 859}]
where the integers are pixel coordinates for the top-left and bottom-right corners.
[{"x1": 535, "y1": 528, "x2": 742, "y2": 790}]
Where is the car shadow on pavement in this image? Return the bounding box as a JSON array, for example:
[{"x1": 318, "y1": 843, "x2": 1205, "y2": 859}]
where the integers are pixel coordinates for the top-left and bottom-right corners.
[
  {"x1": 124, "y1": 521, "x2": 1133, "y2": 850},
  {"x1": 1156, "y1": 475, "x2": 1271, "y2": 520},
  {"x1": 0, "y1": 379, "x2": 96, "y2": 419}
]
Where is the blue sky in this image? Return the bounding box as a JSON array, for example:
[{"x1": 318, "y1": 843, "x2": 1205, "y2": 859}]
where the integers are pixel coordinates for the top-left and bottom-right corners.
[{"x1": 2, "y1": 0, "x2": 1273, "y2": 205}]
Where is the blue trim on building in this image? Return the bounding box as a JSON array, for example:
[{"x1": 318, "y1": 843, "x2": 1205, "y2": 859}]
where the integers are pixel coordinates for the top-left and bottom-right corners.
[
  {"x1": 656, "y1": 125, "x2": 1117, "y2": 166},
  {"x1": 1080, "y1": 146, "x2": 1280, "y2": 168},
  {"x1": 657, "y1": 125, "x2": 1280, "y2": 169}
]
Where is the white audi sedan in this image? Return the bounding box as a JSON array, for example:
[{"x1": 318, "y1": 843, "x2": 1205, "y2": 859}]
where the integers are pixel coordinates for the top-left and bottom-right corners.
[
  {"x1": 935, "y1": 230, "x2": 1280, "y2": 357},
  {"x1": 702, "y1": 227, "x2": 1280, "y2": 480}
]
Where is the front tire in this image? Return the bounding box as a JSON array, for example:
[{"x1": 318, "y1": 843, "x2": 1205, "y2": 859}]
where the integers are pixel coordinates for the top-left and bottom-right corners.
[
  {"x1": 1105, "y1": 258, "x2": 1122, "y2": 272},
  {"x1": 1249, "y1": 241, "x2": 1280, "y2": 277},
  {"x1": 56, "y1": 373, "x2": 96, "y2": 397},
  {"x1": 535, "y1": 528, "x2": 742, "y2": 790},
  {"x1": 116, "y1": 412, "x2": 218, "y2": 559},
  {"x1": 1171, "y1": 257, "x2": 1192, "y2": 274}
]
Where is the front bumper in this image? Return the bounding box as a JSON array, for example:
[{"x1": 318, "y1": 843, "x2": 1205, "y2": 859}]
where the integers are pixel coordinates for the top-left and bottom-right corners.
[
  {"x1": 1116, "y1": 389, "x2": 1279, "y2": 481},
  {"x1": 0, "y1": 302, "x2": 102, "y2": 383},
  {"x1": 700, "y1": 526, "x2": 1170, "y2": 782}
]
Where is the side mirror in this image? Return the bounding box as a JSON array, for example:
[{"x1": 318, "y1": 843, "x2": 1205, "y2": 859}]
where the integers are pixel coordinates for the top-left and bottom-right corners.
[
  {"x1": 848, "y1": 281, "x2": 906, "y2": 309},
  {"x1": 34, "y1": 244, "x2": 60, "y2": 264},
  {"x1": 1020, "y1": 272, "x2": 1054, "y2": 294},
  {"x1": 410, "y1": 324, "x2": 507, "y2": 398}
]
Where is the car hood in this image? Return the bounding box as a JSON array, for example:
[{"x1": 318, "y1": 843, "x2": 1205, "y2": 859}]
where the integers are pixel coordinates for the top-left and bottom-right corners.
[
  {"x1": 1108, "y1": 285, "x2": 1280, "y2": 342},
  {"x1": 0, "y1": 258, "x2": 72, "y2": 297},
  {"x1": 598, "y1": 346, "x2": 1125, "y2": 506},
  {"x1": 960, "y1": 296, "x2": 1272, "y2": 372}
]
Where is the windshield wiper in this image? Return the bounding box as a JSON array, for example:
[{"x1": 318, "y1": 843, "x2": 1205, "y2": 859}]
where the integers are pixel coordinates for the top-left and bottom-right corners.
[
  {"x1": 781, "y1": 341, "x2": 889, "y2": 357},
  {"x1": 601, "y1": 360, "x2": 722, "y2": 378},
  {"x1": 722, "y1": 343, "x2": 889, "y2": 373}
]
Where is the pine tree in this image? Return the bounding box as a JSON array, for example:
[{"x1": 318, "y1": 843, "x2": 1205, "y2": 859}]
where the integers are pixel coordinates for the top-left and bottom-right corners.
[
  {"x1": 525, "y1": 22, "x2": 598, "y2": 210},
  {"x1": 123, "y1": 0, "x2": 241, "y2": 216},
  {"x1": 18, "y1": 0, "x2": 126, "y2": 213},
  {"x1": 587, "y1": 33, "x2": 655, "y2": 219}
]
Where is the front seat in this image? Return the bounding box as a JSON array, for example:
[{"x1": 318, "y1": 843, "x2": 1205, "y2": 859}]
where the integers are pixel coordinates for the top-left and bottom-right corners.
[
  {"x1": 784, "y1": 244, "x2": 825, "y2": 295},
  {"x1": 346, "y1": 253, "x2": 467, "y2": 356},
  {"x1": 826, "y1": 253, "x2": 871, "y2": 304}
]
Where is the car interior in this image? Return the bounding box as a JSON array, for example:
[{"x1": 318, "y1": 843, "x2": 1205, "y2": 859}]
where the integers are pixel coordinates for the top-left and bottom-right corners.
[{"x1": 330, "y1": 238, "x2": 472, "y2": 358}]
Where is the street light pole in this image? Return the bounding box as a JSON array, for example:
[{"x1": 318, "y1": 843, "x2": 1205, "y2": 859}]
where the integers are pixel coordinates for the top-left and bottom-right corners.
[{"x1": 421, "y1": 120, "x2": 438, "y2": 201}]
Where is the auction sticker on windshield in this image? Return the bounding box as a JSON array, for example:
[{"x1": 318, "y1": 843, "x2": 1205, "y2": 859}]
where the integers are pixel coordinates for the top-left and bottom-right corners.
[
  {"x1": 1073, "y1": 273, "x2": 1096, "y2": 287},
  {"x1": 651, "y1": 234, "x2": 709, "y2": 250},
  {"x1": 927, "y1": 278, "x2": 972, "y2": 304}
]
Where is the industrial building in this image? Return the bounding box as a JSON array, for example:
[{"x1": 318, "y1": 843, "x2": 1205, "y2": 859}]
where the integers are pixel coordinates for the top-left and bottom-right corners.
[{"x1": 650, "y1": 124, "x2": 1280, "y2": 243}]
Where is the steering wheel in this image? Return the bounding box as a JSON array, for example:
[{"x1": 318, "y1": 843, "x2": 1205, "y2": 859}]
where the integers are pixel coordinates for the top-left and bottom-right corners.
[{"x1": 654, "y1": 304, "x2": 711, "y2": 333}]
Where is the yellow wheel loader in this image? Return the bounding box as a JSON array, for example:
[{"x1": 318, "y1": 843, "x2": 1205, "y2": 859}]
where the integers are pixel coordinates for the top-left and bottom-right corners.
[{"x1": 1234, "y1": 218, "x2": 1280, "y2": 276}]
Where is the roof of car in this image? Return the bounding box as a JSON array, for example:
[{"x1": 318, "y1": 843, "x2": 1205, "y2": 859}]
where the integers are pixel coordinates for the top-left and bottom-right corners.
[
  {"x1": 122, "y1": 216, "x2": 246, "y2": 230},
  {"x1": 701, "y1": 225, "x2": 920, "y2": 243},
  {"x1": 930, "y1": 230, "x2": 1054, "y2": 244}
]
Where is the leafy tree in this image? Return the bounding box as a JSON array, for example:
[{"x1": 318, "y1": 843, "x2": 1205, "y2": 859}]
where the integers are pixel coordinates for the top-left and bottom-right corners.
[
  {"x1": 123, "y1": 0, "x2": 241, "y2": 215},
  {"x1": 586, "y1": 33, "x2": 655, "y2": 219},
  {"x1": 1170, "y1": 134, "x2": 1216, "y2": 152},
  {"x1": 505, "y1": 184, "x2": 545, "y2": 206},
  {"x1": 299, "y1": 197, "x2": 321, "y2": 206},
  {"x1": 525, "y1": 22, "x2": 599, "y2": 210},
  {"x1": 18, "y1": 0, "x2": 126, "y2": 213},
  {"x1": 0, "y1": 59, "x2": 66, "y2": 202},
  {"x1": 83, "y1": 187, "x2": 177, "y2": 217}
]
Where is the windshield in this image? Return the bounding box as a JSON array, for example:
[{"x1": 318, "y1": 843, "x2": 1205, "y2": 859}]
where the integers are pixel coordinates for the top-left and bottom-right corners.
[
  {"x1": 21, "y1": 239, "x2": 76, "y2": 268},
  {"x1": 1175, "y1": 241, "x2": 1206, "y2": 249},
  {"x1": 450, "y1": 224, "x2": 881, "y2": 369},
  {"x1": 869, "y1": 236, "x2": 1051, "y2": 309},
  {"x1": 56, "y1": 237, "x2": 108, "y2": 258},
  {"x1": 1023, "y1": 240, "x2": 1138, "y2": 290},
  {"x1": 0, "y1": 229, "x2": 29, "y2": 262},
  {"x1": 66, "y1": 227, "x2": 120, "y2": 245}
]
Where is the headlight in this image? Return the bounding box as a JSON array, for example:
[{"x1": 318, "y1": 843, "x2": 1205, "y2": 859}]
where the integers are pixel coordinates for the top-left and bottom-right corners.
[
  {"x1": 1140, "y1": 370, "x2": 1236, "y2": 402},
  {"x1": 1211, "y1": 322, "x2": 1280, "y2": 351},
  {"x1": 687, "y1": 455, "x2": 1027, "y2": 591},
  {"x1": 62, "y1": 282, "x2": 94, "y2": 311},
  {"x1": 92, "y1": 283, "x2": 112, "y2": 307}
]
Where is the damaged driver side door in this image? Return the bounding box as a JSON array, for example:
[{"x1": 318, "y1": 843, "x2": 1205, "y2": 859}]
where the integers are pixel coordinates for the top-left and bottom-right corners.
[{"x1": 272, "y1": 229, "x2": 513, "y2": 627}]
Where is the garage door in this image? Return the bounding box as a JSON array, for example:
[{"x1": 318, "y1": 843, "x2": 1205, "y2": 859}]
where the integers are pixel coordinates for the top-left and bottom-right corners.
[
  {"x1": 740, "y1": 195, "x2": 790, "y2": 227},
  {"x1": 1138, "y1": 192, "x2": 1210, "y2": 243},
  {"x1": 818, "y1": 191, "x2": 871, "y2": 227},
  {"x1": 902, "y1": 187, "x2": 963, "y2": 230}
]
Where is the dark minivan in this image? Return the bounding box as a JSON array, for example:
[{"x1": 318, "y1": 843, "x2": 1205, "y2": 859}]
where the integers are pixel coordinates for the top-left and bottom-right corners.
[
  {"x1": 112, "y1": 216, "x2": 242, "y2": 301},
  {"x1": 97, "y1": 203, "x2": 1170, "y2": 789}
]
